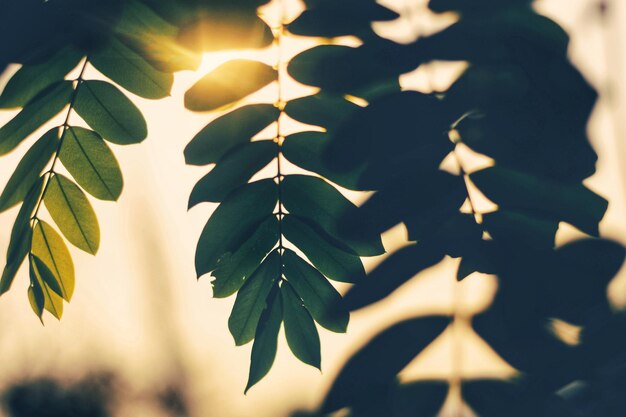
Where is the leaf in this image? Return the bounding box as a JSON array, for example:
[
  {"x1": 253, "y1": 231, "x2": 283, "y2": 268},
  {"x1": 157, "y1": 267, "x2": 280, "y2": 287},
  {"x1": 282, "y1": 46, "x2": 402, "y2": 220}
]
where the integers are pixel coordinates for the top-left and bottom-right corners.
[
  {"x1": 281, "y1": 282, "x2": 321, "y2": 369},
  {"x1": 0, "y1": 128, "x2": 57, "y2": 212},
  {"x1": 288, "y1": 1, "x2": 398, "y2": 38},
  {"x1": 284, "y1": 94, "x2": 360, "y2": 130},
  {"x1": 282, "y1": 175, "x2": 384, "y2": 256},
  {"x1": 482, "y1": 210, "x2": 558, "y2": 248},
  {"x1": 27, "y1": 280, "x2": 45, "y2": 322},
  {"x1": 30, "y1": 256, "x2": 64, "y2": 299},
  {"x1": 228, "y1": 251, "x2": 281, "y2": 346},
  {"x1": 74, "y1": 80, "x2": 147, "y2": 145},
  {"x1": 283, "y1": 249, "x2": 348, "y2": 333},
  {"x1": 195, "y1": 179, "x2": 278, "y2": 277},
  {"x1": 0, "y1": 81, "x2": 73, "y2": 155},
  {"x1": 44, "y1": 174, "x2": 100, "y2": 254},
  {"x1": 211, "y1": 216, "x2": 280, "y2": 298},
  {"x1": 0, "y1": 47, "x2": 82, "y2": 109},
  {"x1": 470, "y1": 166, "x2": 607, "y2": 236},
  {"x1": 59, "y1": 127, "x2": 124, "y2": 201},
  {"x1": 390, "y1": 381, "x2": 449, "y2": 417},
  {"x1": 29, "y1": 257, "x2": 64, "y2": 321},
  {"x1": 246, "y1": 285, "x2": 283, "y2": 393},
  {"x1": 90, "y1": 37, "x2": 174, "y2": 99},
  {"x1": 185, "y1": 60, "x2": 277, "y2": 111},
  {"x1": 282, "y1": 132, "x2": 366, "y2": 191},
  {"x1": 31, "y1": 220, "x2": 75, "y2": 301},
  {"x1": 322, "y1": 316, "x2": 451, "y2": 413},
  {"x1": 189, "y1": 140, "x2": 276, "y2": 206},
  {"x1": 0, "y1": 178, "x2": 44, "y2": 295},
  {"x1": 185, "y1": 104, "x2": 280, "y2": 166},
  {"x1": 342, "y1": 243, "x2": 445, "y2": 311},
  {"x1": 282, "y1": 215, "x2": 365, "y2": 283}
]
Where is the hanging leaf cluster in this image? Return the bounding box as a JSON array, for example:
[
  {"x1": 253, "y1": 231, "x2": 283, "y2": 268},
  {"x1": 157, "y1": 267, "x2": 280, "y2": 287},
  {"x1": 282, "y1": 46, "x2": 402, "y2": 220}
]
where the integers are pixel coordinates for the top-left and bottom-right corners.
[
  {"x1": 0, "y1": 0, "x2": 204, "y2": 321},
  {"x1": 285, "y1": 0, "x2": 626, "y2": 415},
  {"x1": 183, "y1": 0, "x2": 392, "y2": 392}
]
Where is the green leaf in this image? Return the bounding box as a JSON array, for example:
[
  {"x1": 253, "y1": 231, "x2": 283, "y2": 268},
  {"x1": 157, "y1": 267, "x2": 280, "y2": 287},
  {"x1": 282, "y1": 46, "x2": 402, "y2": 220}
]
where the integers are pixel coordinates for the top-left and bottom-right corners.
[
  {"x1": 284, "y1": 94, "x2": 360, "y2": 129},
  {"x1": 1, "y1": 178, "x2": 44, "y2": 295},
  {"x1": 90, "y1": 37, "x2": 174, "y2": 99},
  {"x1": 282, "y1": 132, "x2": 366, "y2": 191},
  {"x1": 30, "y1": 255, "x2": 64, "y2": 299},
  {"x1": 228, "y1": 251, "x2": 281, "y2": 346},
  {"x1": 482, "y1": 210, "x2": 558, "y2": 249},
  {"x1": 31, "y1": 220, "x2": 75, "y2": 302},
  {"x1": 282, "y1": 175, "x2": 384, "y2": 256},
  {"x1": 283, "y1": 249, "x2": 348, "y2": 333},
  {"x1": 0, "y1": 81, "x2": 73, "y2": 155},
  {"x1": 342, "y1": 243, "x2": 445, "y2": 311},
  {"x1": 189, "y1": 140, "x2": 276, "y2": 206},
  {"x1": 195, "y1": 179, "x2": 278, "y2": 277},
  {"x1": 185, "y1": 104, "x2": 280, "y2": 166},
  {"x1": 0, "y1": 128, "x2": 57, "y2": 212},
  {"x1": 246, "y1": 286, "x2": 283, "y2": 393},
  {"x1": 322, "y1": 316, "x2": 451, "y2": 413},
  {"x1": 74, "y1": 80, "x2": 147, "y2": 145},
  {"x1": 470, "y1": 166, "x2": 607, "y2": 236},
  {"x1": 211, "y1": 216, "x2": 280, "y2": 298},
  {"x1": 59, "y1": 127, "x2": 124, "y2": 201},
  {"x1": 0, "y1": 47, "x2": 82, "y2": 109},
  {"x1": 185, "y1": 60, "x2": 277, "y2": 111},
  {"x1": 282, "y1": 215, "x2": 365, "y2": 283},
  {"x1": 27, "y1": 280, "x2": 45, "y2": 322},
  {"x1": 29, "y1": 256, "x2": 64, "y2": 321},
  {"x1": 281, "y1": 281, "x2": 321, "y2": 369},
  {"x1": 44, "y1": 174, "x2": 100, "y2": 254}
]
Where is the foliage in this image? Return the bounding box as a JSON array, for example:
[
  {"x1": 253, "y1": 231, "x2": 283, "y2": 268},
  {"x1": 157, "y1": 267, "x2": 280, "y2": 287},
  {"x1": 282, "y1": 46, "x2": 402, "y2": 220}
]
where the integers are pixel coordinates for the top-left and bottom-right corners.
[{"x1": 1, "y1": 0, "x2": 625, "y2": 414}]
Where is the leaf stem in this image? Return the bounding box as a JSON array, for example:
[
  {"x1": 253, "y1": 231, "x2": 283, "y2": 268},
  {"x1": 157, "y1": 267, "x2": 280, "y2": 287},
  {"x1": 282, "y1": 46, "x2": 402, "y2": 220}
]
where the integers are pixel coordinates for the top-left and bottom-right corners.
[
  {"x1": 274, "y1": 2, "x2": 287, "y2": 278},
  {"x1": 30, "y1": 58, "x2": 89, "y2": 227}
]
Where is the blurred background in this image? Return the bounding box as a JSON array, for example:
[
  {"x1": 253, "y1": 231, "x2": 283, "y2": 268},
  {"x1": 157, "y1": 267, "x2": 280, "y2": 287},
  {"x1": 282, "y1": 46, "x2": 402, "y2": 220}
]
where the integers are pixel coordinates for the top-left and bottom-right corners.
[{"x1": 0, "y1": 0, "x2": 625, "y2": 416}]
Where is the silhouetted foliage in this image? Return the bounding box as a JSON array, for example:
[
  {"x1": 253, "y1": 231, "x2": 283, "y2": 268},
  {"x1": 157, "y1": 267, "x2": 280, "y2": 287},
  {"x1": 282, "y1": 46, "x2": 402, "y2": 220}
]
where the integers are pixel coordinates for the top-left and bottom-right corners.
[{"x1": 1, "y1": 0, "x2": 625, "y2": 414}]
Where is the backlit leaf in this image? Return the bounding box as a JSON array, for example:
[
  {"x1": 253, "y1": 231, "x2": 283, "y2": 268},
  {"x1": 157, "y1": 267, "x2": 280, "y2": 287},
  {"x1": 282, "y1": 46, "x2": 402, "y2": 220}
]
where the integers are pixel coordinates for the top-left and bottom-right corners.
[
  {"x1": 31, "y1": 220, "x2": 75, "y2": 301},
  {"x1": 281, "y1": 281, "x2": 321, "y2": 369}
]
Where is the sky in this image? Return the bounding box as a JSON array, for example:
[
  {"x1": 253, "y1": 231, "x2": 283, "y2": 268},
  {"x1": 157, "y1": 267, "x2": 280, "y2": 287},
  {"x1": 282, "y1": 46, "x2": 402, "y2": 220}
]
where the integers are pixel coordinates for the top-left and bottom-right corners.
[{"x1": 0, "y1": 1, "x2": 625, "y2": 416}]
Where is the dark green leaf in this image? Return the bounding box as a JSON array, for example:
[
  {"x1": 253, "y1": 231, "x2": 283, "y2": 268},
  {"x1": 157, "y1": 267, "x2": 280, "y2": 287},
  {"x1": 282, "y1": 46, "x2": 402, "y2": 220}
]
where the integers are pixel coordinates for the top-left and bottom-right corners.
[
  {"x1": 228, "y1": 251, "x2": 281, "y2": 346},
  {"x1": 482, "y1": 210, "x2": 558, "y2": 248},
  {"x1": 281, "y1": 281, "x2": 321, "y2": 369},
  {"x1": 30, "y1": 255, "x2": 64, "y2": 299},
  {"x1": 288, "y1": 2, "x2": 398, "y2": 38},
  {"x1": 195, "y1": 179, "x2": 278, "y2": 277},
  {"x1": 283, "y1": 249, "x2": 348, "y2": 333},
  {"x1": 322, "y1": 316, "x2": 451, "y2": 412},
  {"x1": 282, "y1": 215, "x2": 365, "y2": 283},
  {"x1": 31, "y1": 220, "x2": 75, "y2": 302},
  {"x1": 246, "y1": 285, "x2": 283, "y2": 393},
  {"x1": 185, "y1": 60, "x2": 276, "y2": 111},
  {"x1": 29, "y1": 251, "x2": 63, "y2": 320},
  {"x1": 0, "y1": 178, "x2": 44, "y2": 295},
  {"x1": 282, "y1": 132, "x2": 366, "y2": 191},
  {"x1": 0, "y1": 128, "x2": 57, "y2": 212},
  {"x1": 74, "y1": 80, "x2": 147, "y2": 145},
  {"x1": 189, "y1": 140, "x2": 276, "y2": 206},
  {"x1": 59, "y1": 127, "x2": 123, "y2": 201},
  {"x1": 284, "y1": 94, "x2": 360, "y2": 129},
  {"x1": 185, "y1": 104, "x2": 279, "y2": 166},
  {"x1": 282, "y1": 175, "x2": 384, "y2": 256},
  {"x1": 470, "y1": 166, "x2": 607, "y2": 236},
  {"x1": 391, "y1": 381, "x2": 448, "y2": 417},
  {"x1": 0, "y1": 81, "x2": 73, "y2": 155},
  {"x1": 27, "y1": 279, "x2": 45, "y2": 322},
  {"x1": 0, "y1": 47, "x2": 82, "y2": 109},
  {"x1": 211, "y1": 216, "x2": 280, "y2": 298},
  {"x1": 90, "y1": 37, "x2": 174, "y2": 99},
  {"x1": 343, "y1": 243, "x2": 445, "y2": 311},
  {"x1": 44, "y1": 174, "x2": 100, "y2": 254}
]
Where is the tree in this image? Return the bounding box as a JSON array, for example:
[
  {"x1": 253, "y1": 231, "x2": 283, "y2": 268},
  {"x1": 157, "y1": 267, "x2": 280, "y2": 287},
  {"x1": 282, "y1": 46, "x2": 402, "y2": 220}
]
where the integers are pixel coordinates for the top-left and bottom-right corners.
[{"x1": 0, "y1": 0, "x2": 624, "y2": 415}]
